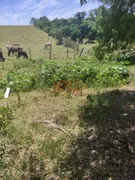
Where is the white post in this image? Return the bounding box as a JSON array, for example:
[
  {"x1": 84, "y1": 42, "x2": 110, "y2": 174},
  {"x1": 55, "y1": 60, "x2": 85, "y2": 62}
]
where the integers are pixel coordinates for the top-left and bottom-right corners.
[{"x1": 4, "y1": 87, "x2": 10, "y2": 99}]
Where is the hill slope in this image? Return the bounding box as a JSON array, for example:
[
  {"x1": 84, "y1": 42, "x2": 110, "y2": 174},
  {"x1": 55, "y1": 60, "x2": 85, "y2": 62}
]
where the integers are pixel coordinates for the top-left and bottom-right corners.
[{"x1": 0, "y1": 25, "x2": 69, "y2": 59}]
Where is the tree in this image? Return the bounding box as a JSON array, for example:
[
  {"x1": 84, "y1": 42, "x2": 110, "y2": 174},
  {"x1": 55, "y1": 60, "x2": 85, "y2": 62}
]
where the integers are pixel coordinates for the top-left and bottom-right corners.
[
  {"x1": 30, "y1": 17, "x2": 37, "y2": 25},
  {"x1": 30, "y1": 18, "x2": 44, "y2": 29},
  {"x1": 80, "y1": 18, "x2": 99, "y2": 40},
  {"x1": 74, "y1": 11, "x2": 86, "y2": 25},
  {"x1": 80, "y1": 0, "x2": 87, "y2": 5},
  {"x1": 81, "y1": 0, "x2": 135, "y2": 53},
  {"x1": 70, "y1": 25, "x2": 81, "y2": 41},
  {"x1": 39, "y1": 16, "x2": 50, "y2": 27}
]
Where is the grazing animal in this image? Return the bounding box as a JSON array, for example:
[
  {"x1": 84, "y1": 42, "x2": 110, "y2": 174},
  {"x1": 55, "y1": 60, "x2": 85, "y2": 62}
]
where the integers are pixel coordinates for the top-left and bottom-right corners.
[
  {"x1": 44, "y1": 42, "x2": 52, "y2": 50},
  {"x1": 6, "y1": 43, "x2": 20, "y2": 50},
  {"x1": 6, "y1": 45, "x2": 10, "y2": 51},
  {"x1": 8, "y1": 47, "x2": 23, "y2": 57},
  {"x1": 17, "y1": 51, "x2": 28, "y2": 59},
  {"x1": 0, "y1": 52, "x2": 5, "y2": 62}
]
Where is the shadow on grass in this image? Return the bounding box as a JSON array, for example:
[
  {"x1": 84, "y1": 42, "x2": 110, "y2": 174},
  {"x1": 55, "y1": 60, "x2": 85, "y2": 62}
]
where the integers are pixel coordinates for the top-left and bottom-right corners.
[{"x1": 57, "y1": 89, "x2": 135, "y2": 180}]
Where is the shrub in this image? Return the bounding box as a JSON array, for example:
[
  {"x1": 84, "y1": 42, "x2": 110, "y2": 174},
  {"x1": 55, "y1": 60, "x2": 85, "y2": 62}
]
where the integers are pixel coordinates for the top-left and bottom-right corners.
[
  {"x1": 95, "y1": 66, "x2": 129, "y2": 87},
  {"x1": 111, "y1": 49, "x2": 135, "y2": 65}
]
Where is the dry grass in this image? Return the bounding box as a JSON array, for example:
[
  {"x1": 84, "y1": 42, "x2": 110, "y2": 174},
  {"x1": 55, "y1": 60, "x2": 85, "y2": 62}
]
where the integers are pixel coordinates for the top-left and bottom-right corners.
[{"x1": 0, "y1": 87, "x2": 92, "y2": 179}]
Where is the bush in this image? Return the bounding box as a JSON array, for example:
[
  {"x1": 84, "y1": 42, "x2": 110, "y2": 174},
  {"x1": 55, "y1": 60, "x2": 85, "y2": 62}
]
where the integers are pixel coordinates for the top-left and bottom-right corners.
[
  {"x1": 110, "y1": 49, "x2": 135, "y2": 65},
  {"x1": 95, "y1": 66, "x2": 129, "y2": 87}
]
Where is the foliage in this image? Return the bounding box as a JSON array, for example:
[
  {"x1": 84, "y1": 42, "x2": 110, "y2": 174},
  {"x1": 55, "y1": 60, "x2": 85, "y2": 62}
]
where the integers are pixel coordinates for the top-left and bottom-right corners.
[
  {"x1": 102, "y1": 48, "x2": 135, "y2": 66},
  {"x1": 7, "y1": 72, "x2": 33, "y2": 93},
  {"x1": 54, "y1": 61, "x2": 98, "y2": 83},
  {"x1": 31, "y1": 61, "x2": 60, "y2": 88},
  {"x1": 114, "y1": 49, "x2": 135, "y2": 65},
  {"x1": 83, "y1": 0, "x2": 135, "y2": 53},
  {"x1": 62, "y1": 37, "x2": 77, "y2": 48},
  {"x1": 30, "y1": 10, "x2": 100, "y2": 45},
  {"x1": 0, "y1": 60, "x2": 129, "y2": 96},
  {"x1": 95, "y1": 65, "x2": 129, "y2": 87}
]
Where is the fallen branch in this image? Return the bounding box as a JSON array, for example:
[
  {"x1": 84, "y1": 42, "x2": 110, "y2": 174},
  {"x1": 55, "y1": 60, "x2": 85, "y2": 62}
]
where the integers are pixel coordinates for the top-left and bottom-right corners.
[{"x1": 37, "y1": 120, "x2": 72, "y2": 137}]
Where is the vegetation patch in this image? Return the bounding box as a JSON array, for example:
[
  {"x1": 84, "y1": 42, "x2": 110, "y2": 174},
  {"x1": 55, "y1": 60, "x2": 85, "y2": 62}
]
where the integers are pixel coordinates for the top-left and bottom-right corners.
[{"x1": 0, "y1": 60, "x2": 129, "y2": 97}]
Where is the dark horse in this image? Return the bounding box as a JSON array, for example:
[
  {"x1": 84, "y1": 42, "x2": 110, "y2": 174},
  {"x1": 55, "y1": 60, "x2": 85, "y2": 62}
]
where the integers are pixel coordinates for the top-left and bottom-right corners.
[
  {"x1": 17, "y1": 51, "x2": 28, "y2": 59},
  {"x1": 0, "y1": 52, "x2": 5, "y2": 62},
  {"x1": 8, "y1": 47, "x2": 23, "y2": 57}
]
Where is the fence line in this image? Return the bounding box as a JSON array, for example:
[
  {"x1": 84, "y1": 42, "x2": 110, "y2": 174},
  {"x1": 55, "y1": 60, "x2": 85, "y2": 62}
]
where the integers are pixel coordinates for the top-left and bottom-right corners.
[{"x1": 1, "y1": 47, "x2": 91, "y2": 60}]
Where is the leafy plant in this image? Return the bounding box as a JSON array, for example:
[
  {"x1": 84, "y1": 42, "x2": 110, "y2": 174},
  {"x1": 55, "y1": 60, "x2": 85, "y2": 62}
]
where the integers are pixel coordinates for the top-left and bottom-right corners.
[
  {"x1": 0, "y1": 60, "x2": 129, "y2": 98},
  {"x1": 95, "y1": 65, "x2": 129, "y2": 87},
  {"x1": 115, "y1": 49, "x2": 135, "y2": 65},
  {"x1": 7, "y1": 72, "x2": 33, "y2": 105}
]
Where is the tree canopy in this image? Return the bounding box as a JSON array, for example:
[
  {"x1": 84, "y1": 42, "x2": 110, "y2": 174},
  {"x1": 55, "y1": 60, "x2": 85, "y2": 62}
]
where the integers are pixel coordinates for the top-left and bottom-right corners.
[
  {"x1": 81, "y1": 0, "x2": 135, "y2": 52},
  {"x1": 30, "y1": 11, "x2": 100, "y2": 46},
  {"x1": 80, "y1": 0, "x2": 87, "y2": 6}
]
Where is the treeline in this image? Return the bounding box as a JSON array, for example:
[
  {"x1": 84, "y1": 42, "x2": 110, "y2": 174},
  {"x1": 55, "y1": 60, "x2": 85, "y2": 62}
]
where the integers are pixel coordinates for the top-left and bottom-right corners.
[
  {"x1": 30, "y1": 10, "x2": 101, "y2": 46},
  {"x1": 31, "y1": 0, "x2": 135, "y2": 60}
]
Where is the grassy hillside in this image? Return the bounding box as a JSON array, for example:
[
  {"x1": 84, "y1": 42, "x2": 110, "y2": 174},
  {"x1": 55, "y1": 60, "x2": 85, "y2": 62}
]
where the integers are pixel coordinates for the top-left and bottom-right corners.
[{"x1": 0, "y1": 25, "x2": 75, "y2": 60}]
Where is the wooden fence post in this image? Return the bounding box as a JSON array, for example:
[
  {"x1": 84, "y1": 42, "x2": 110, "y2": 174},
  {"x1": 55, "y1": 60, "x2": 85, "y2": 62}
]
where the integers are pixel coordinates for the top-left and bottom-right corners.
[
  {"x1": 49, "y1": 49, "x2": 51, "y2": 59},
  {"x1": 67, "y1": 48, "x2": 69, "y2": 59},
  {"x1": 29, "y1": 47, "x2": 31, "y2": 59},
  {"x1": 74, "y1": 47, "x2": 76, "y2": 59},
  {"x1": 76, "y1": 44, "x2": 79, "y2": 55},
  {"x1": 2, "y1": 62, "x2": 4, "y2": 70},
  {"x1": 78, "y1": 48, "x2": 84, "y2": 58}
]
